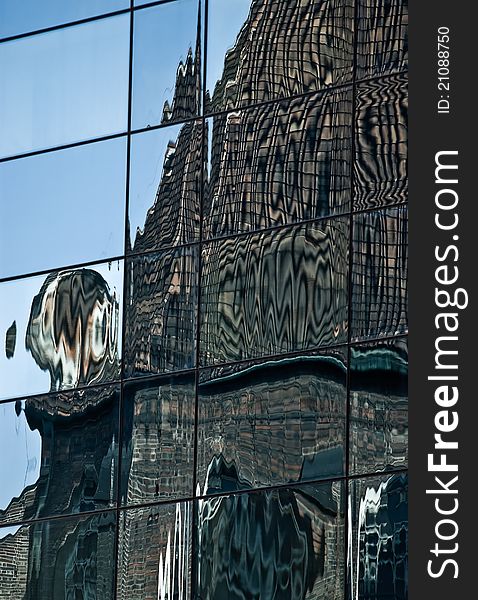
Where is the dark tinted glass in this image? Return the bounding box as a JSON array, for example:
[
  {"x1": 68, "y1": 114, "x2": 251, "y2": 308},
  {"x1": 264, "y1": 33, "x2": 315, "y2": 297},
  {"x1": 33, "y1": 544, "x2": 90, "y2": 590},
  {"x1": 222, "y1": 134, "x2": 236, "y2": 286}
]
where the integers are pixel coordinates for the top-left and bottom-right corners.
[
  {"x1": 132, "y1": 0, "x2": 202, "y2": 130},
  {"x1": 0, "y1": 0, "x2": 129, "y2": 38},
  {"x1": 200, "y1": 219, "x2": 349, "y2": 365},
  {"x1": 124, "y1": 246, "x2": 198, "y2": 377},
  {"x1": 348, "y1": 473, "x2": 408, "y2": 600},
  {"x1": 0, "y1": 261, "x2": 123, "y2": 401},
  {"x1": 0, "y1": 137, "x2": 127, "y2": 278},
  {"x1": 206, "y1": 0, "x2": 354, "y2": 114},
  {"x1": 0, "y1": 15, "x2": 129, "y2": 159},
  {"x1": 117, "y1": 502, "x2": 193, "y2": 600},
  {"x1": 351, "y1": 207, "x2": 408, "y2": 340},
  {"x1": 0, "y1": 511, "x2": 116, "y2": 599},
  {"x1": 356, "y1": 0, "x2": 408, "y2": 79},
  {"x1": 349, "y1": 338, "x2": 408, "y2": 475},
  {"x1": 128, "y1": 122, "x2": 202, "y2": 254},
  {"x1": 354, "y1": 74, "x2": 408, "y2": 210},
  {"x1": 197, "y1": 349, "x2": 347, "y2": 495},
  {"x1": 121, "y1": 373, "x2": 195, "y2": 506},
  {"x1": 196, "y1": 481, "x2": 345, "y2": 600},
  {"x1": 204, "y1": 88, "x2": 352, "y2": 239},
  {"x1": 0, "y1": 385, "x2": 120, "y2": 525}
]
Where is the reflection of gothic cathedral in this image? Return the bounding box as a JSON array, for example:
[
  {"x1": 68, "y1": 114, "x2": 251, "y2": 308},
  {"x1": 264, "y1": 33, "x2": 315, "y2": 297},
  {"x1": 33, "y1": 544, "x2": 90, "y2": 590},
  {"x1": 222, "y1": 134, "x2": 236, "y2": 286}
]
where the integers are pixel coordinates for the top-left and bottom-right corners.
[{"x1": 0, "y1": 1, "x2": 408, "y2": 598}]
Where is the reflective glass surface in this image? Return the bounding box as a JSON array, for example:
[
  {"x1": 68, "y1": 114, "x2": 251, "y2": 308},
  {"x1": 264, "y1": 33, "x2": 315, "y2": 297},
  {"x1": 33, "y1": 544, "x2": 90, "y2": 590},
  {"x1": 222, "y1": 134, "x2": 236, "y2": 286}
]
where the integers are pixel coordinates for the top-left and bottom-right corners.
[
  {"x1": 0, "y1": 261, "x2": 123, "y2": 401},
  {"x1": 200, "y1": 219, "x2": 349, "y2": 365},
  {"x1": 348, "y1": 473, "x2": 408, "y2": 600},
  {"x1": 206, "y1": 0, "x2": 354, "y2": 114},
  {"x1": 0, "y1": 511, "x2": 116, "y2": 599},
  {"x1": 356, "y1": 0, "x2": 408, "y2": 79},
  {"x1": 0, "y1": 385, "x2": 120, "y2": 525},
  {"x1": 117, "y1": 502, "x2": 192, "y2": 600},
  {"x1": 0, "y1": 0, "x2": 129, "y2": 39},
  {"x1": 0, "y1": 15, "x2": 129, "y2": 158},
  {"x1": 124, "y1": 246, "x2": 198, "y2": 377},
  {"x1": 132, "y1": 0, "x2": 202, "y2": 130},
  {"x1": 354, "y1": 74, "x2": 408, "y2": 210},
  {"x1": 128, "y1": 122, "x2": 202, "y2": 254},
  {"x1": 121, "y1": 373, "x2": 195, "y2": 506},
  {"x1": 351, "y1": 207, "x2": 408, "y2": 340},
  {"x1": 197, "y1": 350, "x2": 347, "y2": 495},
  {"x1": 0, "y1": 137, "x2": 127, "y2": 278},
  {"x1": 349, "y1": 338, "x2": 408, "y2": 475},
  {"x1": 204, "y1": 88, "x2": 352, "y2": 239},
  {"x1": 196, "y1": 481, "x2": 345, "y2": 600}
]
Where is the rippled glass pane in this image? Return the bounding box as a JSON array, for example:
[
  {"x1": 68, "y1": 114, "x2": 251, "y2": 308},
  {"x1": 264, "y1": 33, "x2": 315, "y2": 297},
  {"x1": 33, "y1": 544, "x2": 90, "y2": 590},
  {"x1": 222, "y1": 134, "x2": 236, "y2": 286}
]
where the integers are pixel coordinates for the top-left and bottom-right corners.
[
  {"x1": 204, "y1": 88, "x2": 352, "y2": 239},
  {"x1": 200, "y1": 219, "x2": 349, "y2": 365},
  {"x1": 124, "y1": 246, "x2": 198, "y2": 377},
  {"x1": 354, "y1": 74, "x2": 408, "y2": 210},
  {"x1": 349, "y1": 338, "x2": 408, "y2": 475},
  {"x1": 117, "y1": 502, "x2": 192, "y2": 600},
  {"x1": 0, "y1": 511, "x2": 116, "y2": 599},
  {"x1": 351, "y1": 207, "x2": 408, "y2": 340},
  {"x1": 198, "y1": 349, "x2": 346, "y2": 495},
  {"x1": 196, "y1": 481, "x2": 345, "y2": 599},
  {"x1": 348, "y1": 473, "x2": 408, "y2": 600},
  {"x1": 121, "y1": 373, "x2": 195, "y2": 506},
  {"x1": 0, "y1": 15, "x2": 129, "y2": 159},
  {"x1": 0, "y1": 386, "x2": 119, "y2": 525},
  {"x1": 206, "y1": 0, "x2": 354, "y2": 114},
  {"x1": 0, "y1": 138, "x2": 127, "y2": 279},
  {"x1": 132, "y1": 0, "x2": 203, "y2": 130},
  {"x1": 0, "y1": 261, "x2": 123, "y2": 401},
  {"x1": 129, "y1": 122, "x2": 202, "y2": 254},
  {"x1": 0, "y1": 0, "x2": 129, "y2": 39},
  {"x1": 356, "y1": 0, "x2": 408, "y2": 79}
]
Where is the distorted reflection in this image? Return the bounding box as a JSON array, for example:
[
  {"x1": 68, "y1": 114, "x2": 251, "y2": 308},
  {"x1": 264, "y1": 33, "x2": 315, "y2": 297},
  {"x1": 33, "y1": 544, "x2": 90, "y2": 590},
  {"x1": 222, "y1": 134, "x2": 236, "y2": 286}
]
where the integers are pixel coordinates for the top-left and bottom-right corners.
[
  {"x1": 117, "y1": 502, "x2": 192, "y2": 600},
  {"x1": 121, "y1": 374, "x2": 195, "y2": 506},
  {"x1": 200, "y1": 219, "x2": 349, "y2": 365},
  {"x1": 0, "y1": 261, "x2": 123, "y2": 400},
  {"x1": 198, "y1": 351, "x2": 346, "y2": 494},
  {"x1": 348, "y1": 473, "x2": 408, "y2": 600},
  {"x1": 197, "y1": 482, "x2": 345, "y2": 600},
  {"x1": 0, "y1": 511, "x2": 116, "y2": 600},
  {"x1": 349, "y1": 338, "x2": 408, "y2": 475}
]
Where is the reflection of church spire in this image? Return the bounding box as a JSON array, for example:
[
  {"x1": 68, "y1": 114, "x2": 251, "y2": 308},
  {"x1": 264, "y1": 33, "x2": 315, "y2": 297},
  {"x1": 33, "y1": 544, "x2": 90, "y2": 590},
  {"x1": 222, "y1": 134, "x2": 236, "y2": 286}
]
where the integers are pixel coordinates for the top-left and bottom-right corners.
[{"x1": 161, "y1": 1, "x2": 202, "y2": 124}]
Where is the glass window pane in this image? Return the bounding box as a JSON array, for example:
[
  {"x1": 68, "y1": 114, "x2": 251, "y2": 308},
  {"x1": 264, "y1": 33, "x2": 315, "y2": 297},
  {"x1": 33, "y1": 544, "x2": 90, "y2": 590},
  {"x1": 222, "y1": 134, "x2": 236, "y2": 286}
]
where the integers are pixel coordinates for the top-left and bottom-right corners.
[
  {"x1": 117, "y1": 502, "x2": 192, "y2": 600},
  {"x1": 0, "y1": 15, "x2": 129, "y2": 159},
  {"x1": 0, "y1": 260, "x2": 123, "y2": 401},
  {"x1": 121, "y1": 373, "x2": 195, "y2": 506},
  {"x1": 0, "y1": 512, "x2": 116, "y2": 599},
  {"x1": 348, "y1": 473, "x2": 408, "y2": 600},
  {"x1": 349, "y1": 337, "x2": 408, "y2": 475},
  {"x1": 132, "y1": 0, "x2": 203, "y2": 130},
  {"x1": 198, "y1": 349, "x2": 347, "y2": 495},
  {"x1": 0, "y1": 0, "x2": 129, "y2": 39},
  {"x1": 196, "y1": 482, "x2": 345, "y2": 599},
  {"x1": 0, "y1": 137, "x2": 127, "y2": 279},
  {"x1": 200, "y1": 219, "x2": 349, "y2": 366},
  {"x1": 206, "y1": 0, "x2": 354, "y2": 114},
  {"x1": 0, "y1": 385, "x2": 120, "y2": 525},
  {"x1": 129, "y1": 123, "x2": 201, "y2": 254}
]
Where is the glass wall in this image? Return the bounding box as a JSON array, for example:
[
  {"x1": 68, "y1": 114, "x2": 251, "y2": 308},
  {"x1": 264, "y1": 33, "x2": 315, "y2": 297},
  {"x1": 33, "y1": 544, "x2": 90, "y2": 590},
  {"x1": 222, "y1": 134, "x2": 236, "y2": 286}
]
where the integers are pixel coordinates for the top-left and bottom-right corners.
[{"x1": 0, "y1": 1, "x2": 408, "y2": 598}]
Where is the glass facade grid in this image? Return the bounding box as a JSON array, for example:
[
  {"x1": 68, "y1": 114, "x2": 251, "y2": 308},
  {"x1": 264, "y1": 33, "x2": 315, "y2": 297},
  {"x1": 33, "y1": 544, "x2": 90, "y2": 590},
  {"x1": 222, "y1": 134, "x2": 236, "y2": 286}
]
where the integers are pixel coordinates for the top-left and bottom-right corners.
[{"x1": 0, "y1": 1, "x2": 408, "y2": 599}]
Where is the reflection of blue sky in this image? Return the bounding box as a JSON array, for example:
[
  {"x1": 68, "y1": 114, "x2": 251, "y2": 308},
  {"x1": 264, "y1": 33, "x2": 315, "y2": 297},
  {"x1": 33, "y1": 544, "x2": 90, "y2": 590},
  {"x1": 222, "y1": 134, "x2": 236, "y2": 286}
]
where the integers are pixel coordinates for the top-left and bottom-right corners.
[
  {"x1": 0, "y1": 261, "x2": 123, "y2": 402},
  {"x1": 0, "y1": 0, "x2": 128, "y2": 38},
  {"x1": 0, "y1": 14, "x2": 129, "y2": 159},
  {"x1": 206, "y1": 0, "x2": 251, "y2": 95},
  {"x1": 0, "y1": 138, "x2": 127, "y2": 279},
  {"x1": 129, "y1": 125, "x2": 182, "y2": 244},
  {"x1": 0, "y1": 402, "x2": 41, "y2": 512},
  {"x1": 132, "y1": 0, "x2": 201, "y2": 130}
]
